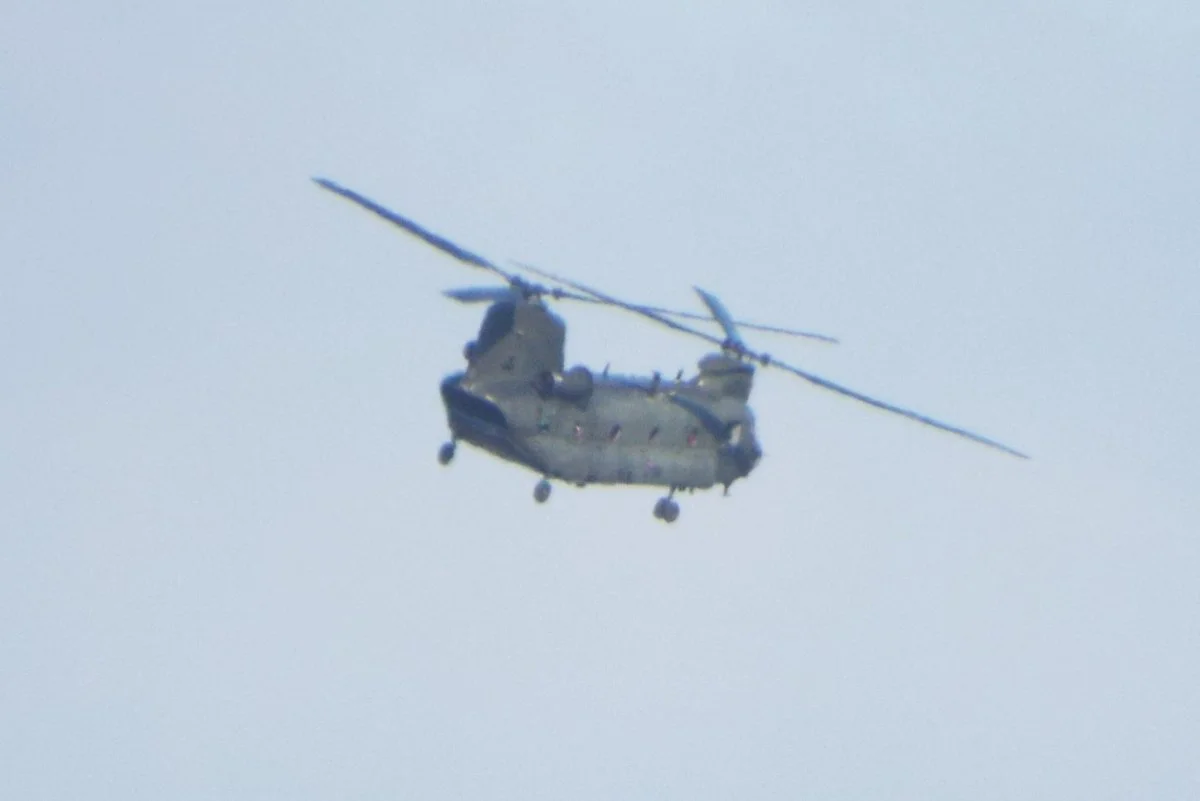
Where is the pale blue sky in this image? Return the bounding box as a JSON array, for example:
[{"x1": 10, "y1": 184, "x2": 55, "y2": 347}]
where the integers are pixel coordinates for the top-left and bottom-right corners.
[{"x1": 3, "y1": 2, "x2": 1197, "y2": 799}]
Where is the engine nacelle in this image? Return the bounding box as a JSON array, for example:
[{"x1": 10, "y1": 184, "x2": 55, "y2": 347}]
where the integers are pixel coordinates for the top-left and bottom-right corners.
[{"x1": 696, "y1": 353, "x2": 755, "y2": 401}]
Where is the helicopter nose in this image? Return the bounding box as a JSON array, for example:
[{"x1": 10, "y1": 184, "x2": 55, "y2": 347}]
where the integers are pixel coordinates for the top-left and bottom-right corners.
[
  {"x1": 745, "y1": 440, "x2": 763, "y2": 470},
  {"x1": 731, "y1": 435, "x2": 762, "y2": 476}
]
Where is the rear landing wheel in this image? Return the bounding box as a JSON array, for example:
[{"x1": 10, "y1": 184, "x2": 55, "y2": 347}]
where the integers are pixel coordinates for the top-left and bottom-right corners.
[
  {"x1": 653, "y1": 498, "x2": 680, "y2": 523},
  {"x1": 534, "y1": 479, "x2": 552, "y2": 504},
  {"x1": 438, "y1": 441, "x2": 456, "y2": 465}
]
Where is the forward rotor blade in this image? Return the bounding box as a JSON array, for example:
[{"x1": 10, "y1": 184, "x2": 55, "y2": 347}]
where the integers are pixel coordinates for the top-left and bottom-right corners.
[
  {"x1": 313, "y1": 178, "x2": 516, "y2": 283},
  {"x1": 634, "y1": 306, "x2": 837, "y2": 342},
  {"x1": 769, "y1": 356, "x2": 1029, "y2": 459},
  {"x1": 444, "y1": 284, "x2": 600, "y2": 304},
  {"x1": 512, "y1": 262, "x2": 837, "y2": 343},
  {"x1": 694, "y1": 287, "x2": 746, "y2": 351}
]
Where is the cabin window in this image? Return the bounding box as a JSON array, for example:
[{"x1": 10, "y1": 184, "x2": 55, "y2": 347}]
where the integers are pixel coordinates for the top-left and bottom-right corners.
[
  {"x1": 648, "y1": 425, "x2": 660, "y2": 441},
  {"x1": 686, "y1": 427, "x2": 699, "y2": 447},
  {"x1": 608, "y1": 424, "x2": 621, "y2": 442},
  {"x1": 728, "y1": 422, "x2": 743, "y2": 445},
  {"x1": 573, "y1": 422, "x2": 583, "y2": 441}
]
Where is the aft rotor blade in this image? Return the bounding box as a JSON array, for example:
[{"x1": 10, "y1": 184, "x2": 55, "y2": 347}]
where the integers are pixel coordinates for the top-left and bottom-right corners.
[
  {"x1": 522, "y1": 262, "x2": 1027, "y2": 457},
  {"x1": 769, "y1": 356, "x2": 1029, "y2": 459},
  {"x1": 694, "y1": 287, "x2": 746, "y2": 351},
  {"x1": 313, "y1": 178, "x2": 516, "y2": 283},
  {"x1": 692, "y1": 316, "x2": 838, "y2": 344},
  {"x1": 512, "y1": 261, "x2": 837, "y2": 343}
]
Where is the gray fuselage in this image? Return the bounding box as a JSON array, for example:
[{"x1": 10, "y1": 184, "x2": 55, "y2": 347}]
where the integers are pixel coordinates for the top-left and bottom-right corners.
[{"x1": 441, "y1": 369, "x2": 762, "y2": 491}]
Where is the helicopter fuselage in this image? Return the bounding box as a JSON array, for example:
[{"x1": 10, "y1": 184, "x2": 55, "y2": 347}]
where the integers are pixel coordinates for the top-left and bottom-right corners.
[{"x1": 440, "y1": 367, "x2": 763, "y2": 491}]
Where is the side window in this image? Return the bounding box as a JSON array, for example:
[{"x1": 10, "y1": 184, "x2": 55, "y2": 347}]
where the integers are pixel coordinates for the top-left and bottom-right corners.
[{"x1": 728, "y1": 421, "x2": 743, "y2": 444}]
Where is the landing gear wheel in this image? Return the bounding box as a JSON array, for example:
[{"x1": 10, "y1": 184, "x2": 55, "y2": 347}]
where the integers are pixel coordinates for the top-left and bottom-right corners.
[
  {"x1": 533, "y1": 479, "x2": 552, "y2": 504},
  {"x1": 661, "y1": 500, "x2": 680, "y2": 523},
  {"x1": 653, "y1": 497, "x2": 680, "y2": 523},
  {"x1": 438, "y1": 441, "x2": 456, "y2": 465}
]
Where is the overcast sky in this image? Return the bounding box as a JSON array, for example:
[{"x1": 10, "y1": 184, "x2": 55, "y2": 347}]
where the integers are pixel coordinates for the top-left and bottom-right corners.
[{"x1": 3, "y1": 2, "x2": 1198, "y2": 799}]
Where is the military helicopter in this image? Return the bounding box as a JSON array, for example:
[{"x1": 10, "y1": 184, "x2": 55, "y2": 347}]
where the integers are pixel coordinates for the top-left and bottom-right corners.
[{"x1": 314, "y1": 178, "x2": 1027, "y2": 522}]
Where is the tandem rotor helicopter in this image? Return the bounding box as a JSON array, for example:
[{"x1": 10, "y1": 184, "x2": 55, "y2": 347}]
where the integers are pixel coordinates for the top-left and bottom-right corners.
[{"x1": 314, "y1": 178, "x2": 1027, "y2": 523}]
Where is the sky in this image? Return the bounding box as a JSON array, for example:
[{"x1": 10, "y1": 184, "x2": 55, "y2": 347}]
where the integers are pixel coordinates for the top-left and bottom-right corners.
[{"x1": 3, "y1": 2, "x2": 1198, "y2": 799}]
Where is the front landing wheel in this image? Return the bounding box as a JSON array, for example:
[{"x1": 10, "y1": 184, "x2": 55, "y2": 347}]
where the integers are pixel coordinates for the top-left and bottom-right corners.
[
  {"x1": 438, "y1": 441, "x2": 456, "y2": 466},
  {"x1": 534, "y1": 479, "x2": 552, "y2": 504}
]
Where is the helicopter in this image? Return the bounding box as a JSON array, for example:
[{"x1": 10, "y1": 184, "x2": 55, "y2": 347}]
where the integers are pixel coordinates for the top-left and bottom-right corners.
[{"x1": 314, "y1": 178, "x2": 1027, "y2": 522}]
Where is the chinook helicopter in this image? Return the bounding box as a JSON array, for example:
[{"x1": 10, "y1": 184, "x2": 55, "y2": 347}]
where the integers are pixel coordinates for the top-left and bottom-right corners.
[{"x1": 314, "y1": 178, "x2": 1027, "y2": 522}]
